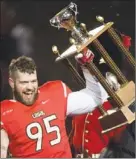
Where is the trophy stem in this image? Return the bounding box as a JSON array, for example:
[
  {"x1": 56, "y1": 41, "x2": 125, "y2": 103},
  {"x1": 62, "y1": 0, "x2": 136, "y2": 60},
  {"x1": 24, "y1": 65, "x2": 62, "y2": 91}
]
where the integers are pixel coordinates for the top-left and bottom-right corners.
[
  {"x1": 107, "y1": 27, "x2": 135, "y2": 69},
  {"x1": 86, "y1": 62, "x2": 124, "y2": 108},
  {"x1": 72, "y1": 26, "x2": 88, "y2": 43},
  {"x1": 92, "y1": 39, "x2": 128, "y2": 84}
]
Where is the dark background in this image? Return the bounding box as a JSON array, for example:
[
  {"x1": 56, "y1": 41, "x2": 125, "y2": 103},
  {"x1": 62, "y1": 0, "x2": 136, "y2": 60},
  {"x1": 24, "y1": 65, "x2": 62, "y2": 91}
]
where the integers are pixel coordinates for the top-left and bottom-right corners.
[
  {"x1": 0, "y1": 0, "x2": 135, "y2": 156},
  {"x1": 0, "y1": 0, "x2": 135, "y2": 99},
  {"x1": 0, "y1": 0, "x2": 135, "y2": 98},
  {"x1": 0, "y1": 0, "x2": 135, "y2": 97}
]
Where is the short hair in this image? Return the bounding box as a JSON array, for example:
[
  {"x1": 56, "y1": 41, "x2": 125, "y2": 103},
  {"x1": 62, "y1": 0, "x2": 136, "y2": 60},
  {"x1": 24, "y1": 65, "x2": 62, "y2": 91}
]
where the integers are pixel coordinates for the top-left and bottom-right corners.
[{"x1": 9, "y1": 56, "x2": 37, "y2": 78}]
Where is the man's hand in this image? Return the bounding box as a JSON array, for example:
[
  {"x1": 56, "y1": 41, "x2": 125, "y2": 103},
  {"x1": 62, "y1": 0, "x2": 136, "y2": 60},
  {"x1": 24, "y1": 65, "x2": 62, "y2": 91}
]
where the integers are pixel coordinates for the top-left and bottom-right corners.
[{"x1": 75, "y1": 47, "x2": 94, "y2": 65}]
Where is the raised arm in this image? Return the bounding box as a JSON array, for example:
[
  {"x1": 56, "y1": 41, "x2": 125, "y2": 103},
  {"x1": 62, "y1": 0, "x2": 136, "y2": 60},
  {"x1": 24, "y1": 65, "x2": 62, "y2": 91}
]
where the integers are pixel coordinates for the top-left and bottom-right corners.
[
  {"x1": 56, "y1": 47, "x2": 108, "y2": 115},
  {"x1": 66, "y1": 67, "x2": 108, "y2": 116},
  {"x1": 0, "y1": 129, "x2": 9, "y2": 158}
]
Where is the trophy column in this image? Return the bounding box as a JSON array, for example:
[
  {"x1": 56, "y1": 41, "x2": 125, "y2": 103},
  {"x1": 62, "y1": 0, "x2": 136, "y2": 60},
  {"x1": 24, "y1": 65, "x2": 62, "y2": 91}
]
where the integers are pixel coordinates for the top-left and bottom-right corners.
[
  {"x1": 96, "y1": 16, "x2": 135, "y2": 69},
  {"x1": 77, "y1": 22, "x2": 128, "y2": 85},
  {"x1": 50, "y1": 2, "x2": 135, "y2": 133},
  {"x1": 91, "y1": 39, "x2": 128, "y2": 84},
  {"x1": 107, "y1": 27, "x2": 135, "y2": 69}
]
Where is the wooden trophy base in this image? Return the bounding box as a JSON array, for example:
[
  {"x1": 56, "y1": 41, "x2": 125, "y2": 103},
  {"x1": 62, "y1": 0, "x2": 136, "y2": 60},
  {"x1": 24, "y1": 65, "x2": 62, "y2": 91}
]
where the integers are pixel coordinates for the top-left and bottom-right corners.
[
  {"x1": 99, "y1": 105, "x2": 135, "y2": 133},
  {"x1": 99, "y1": 81, "x2": 135, "y2": 134}
]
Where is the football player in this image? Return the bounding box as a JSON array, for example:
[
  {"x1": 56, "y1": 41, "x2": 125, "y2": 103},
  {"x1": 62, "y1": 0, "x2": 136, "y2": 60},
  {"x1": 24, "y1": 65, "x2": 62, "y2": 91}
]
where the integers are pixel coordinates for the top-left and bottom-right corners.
[{"x1": 1, "y1": 55, "x2": 108, "y2": 158}]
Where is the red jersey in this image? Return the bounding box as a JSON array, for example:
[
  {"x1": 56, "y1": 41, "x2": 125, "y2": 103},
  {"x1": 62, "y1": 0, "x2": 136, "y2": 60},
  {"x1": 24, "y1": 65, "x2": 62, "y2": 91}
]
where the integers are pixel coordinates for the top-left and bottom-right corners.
[{"x1": 1, "y1": 80, "x2": 72, "y2": 158}]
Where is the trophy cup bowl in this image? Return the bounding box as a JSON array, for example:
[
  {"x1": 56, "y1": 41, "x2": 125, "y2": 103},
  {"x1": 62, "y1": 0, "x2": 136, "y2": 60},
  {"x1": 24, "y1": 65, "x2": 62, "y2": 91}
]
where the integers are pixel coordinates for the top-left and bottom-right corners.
[
  {"x1": 50, "y1": 2, "x2": 77, "y2": 31},
  {"x1": 50, "y1": 2, "x2": 89, "y2": 44}
]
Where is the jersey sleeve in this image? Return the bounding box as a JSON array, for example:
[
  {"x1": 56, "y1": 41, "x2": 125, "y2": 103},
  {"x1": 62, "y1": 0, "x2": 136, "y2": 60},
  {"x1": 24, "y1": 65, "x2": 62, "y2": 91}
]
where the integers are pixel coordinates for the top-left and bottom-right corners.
[
  {"x1": 60, "y1": 81, "x2": 72, "y2": 116},
  {"x1": 60, "y1": 81, "x2": 72, "y2": 98},
  {"x1": 66, "y1": 89, "x2": 100, "y2": 116}
]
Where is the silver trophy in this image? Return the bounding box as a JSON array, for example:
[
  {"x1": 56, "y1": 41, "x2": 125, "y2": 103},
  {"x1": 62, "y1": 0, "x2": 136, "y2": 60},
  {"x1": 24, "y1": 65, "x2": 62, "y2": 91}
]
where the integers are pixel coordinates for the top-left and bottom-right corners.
[{"x1": 50, "y1": 2, "x2": 135, "y2": 133}]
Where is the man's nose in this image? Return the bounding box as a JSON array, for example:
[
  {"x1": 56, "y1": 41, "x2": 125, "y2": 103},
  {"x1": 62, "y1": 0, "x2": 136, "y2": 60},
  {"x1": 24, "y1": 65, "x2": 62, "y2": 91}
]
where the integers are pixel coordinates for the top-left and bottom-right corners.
[{"x1": 26, "y1": 82, "x2": 34, "y2": 90}]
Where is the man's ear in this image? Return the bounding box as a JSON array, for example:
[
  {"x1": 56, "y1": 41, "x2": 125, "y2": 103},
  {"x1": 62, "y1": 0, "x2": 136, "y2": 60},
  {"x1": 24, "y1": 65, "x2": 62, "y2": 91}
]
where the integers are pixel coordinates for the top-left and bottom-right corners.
[{"x1": 9, "y1": 78, "x2": 14, "y2": 89}]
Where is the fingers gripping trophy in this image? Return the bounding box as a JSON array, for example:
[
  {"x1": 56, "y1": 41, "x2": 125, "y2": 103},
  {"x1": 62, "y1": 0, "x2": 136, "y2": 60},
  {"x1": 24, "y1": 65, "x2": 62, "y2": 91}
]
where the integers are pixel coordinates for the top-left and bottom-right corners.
[{"x1": 50, "y1": 2, "x2": 135, "y2": 133}]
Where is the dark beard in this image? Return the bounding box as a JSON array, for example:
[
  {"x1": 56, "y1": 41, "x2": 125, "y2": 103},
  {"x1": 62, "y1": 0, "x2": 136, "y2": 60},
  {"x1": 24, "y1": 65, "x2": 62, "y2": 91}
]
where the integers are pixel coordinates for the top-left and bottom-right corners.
[{"x1": 14, "y1": 89, "x2": 38, "y2": 106}]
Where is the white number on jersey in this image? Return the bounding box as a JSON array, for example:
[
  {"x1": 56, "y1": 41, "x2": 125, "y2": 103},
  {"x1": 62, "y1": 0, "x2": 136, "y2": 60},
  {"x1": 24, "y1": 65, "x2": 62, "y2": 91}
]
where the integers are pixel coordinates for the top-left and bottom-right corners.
[{"x1": 26, "y1": 114, "x2": 61, "y2": 151}]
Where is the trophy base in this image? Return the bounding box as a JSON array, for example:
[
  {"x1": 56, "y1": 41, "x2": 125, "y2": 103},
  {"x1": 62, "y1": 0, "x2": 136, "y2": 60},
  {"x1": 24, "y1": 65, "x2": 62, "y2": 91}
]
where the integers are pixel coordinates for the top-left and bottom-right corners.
[
  {"x1": 99, "y1": 105, "x2": 135, "y2": 134},
  {"x1": 116, "y1": 81, "x2": 135, "y2": 106},
  {"x1": 99, "y1": 81, "x2": 135, "y2": 134}
]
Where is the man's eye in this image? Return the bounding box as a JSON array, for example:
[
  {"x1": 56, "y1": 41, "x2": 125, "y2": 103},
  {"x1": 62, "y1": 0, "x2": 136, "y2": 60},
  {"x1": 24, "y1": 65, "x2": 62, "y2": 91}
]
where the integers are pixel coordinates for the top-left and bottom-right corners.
[
  {"x1": 20, "y1": 81, "x2": 28, "y2": 84},
  {"x1": 32, "y1": 80, "x2": 37, "y2": 83}
]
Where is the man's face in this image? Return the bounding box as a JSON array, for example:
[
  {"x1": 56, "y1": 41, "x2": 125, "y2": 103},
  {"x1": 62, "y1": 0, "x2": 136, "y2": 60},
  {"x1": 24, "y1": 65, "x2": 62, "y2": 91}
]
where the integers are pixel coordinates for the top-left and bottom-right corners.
[{"x1": 11, "y1": 70, "x2": 38, "y2": 106}]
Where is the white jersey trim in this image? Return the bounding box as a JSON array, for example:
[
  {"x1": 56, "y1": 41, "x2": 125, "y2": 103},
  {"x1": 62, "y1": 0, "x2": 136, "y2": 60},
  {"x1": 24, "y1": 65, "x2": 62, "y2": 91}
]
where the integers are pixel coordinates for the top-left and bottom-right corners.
[{"x1": 61, "y1": 82, "x2": 67, "y2": 98}]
